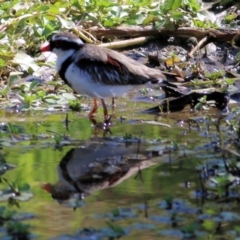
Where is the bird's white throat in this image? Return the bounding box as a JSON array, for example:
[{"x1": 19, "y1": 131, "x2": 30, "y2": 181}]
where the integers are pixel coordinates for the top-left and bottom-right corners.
[{"x1": 53, "y1": 49, "x2": 76, "y2": 72}]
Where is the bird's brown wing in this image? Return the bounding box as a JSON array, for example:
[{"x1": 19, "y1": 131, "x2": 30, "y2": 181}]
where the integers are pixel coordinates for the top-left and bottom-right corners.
[{"x1": 74, "y1": 44, "x2": 166, "y2": 85}]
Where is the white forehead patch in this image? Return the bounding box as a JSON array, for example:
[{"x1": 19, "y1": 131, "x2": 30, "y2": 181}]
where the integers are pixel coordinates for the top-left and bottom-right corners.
[
  {"x1": 74, "y1": 38, "x2": 84, "y2": 44},
  {"x1": 52, "y1": 34, "x2": 83, "y2": 44}
]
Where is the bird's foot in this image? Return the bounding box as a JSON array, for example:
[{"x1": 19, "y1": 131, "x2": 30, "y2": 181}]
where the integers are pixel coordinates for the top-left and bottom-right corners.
[{"x1": 89, "y1": 115, "x2": 112, "y2": 137}]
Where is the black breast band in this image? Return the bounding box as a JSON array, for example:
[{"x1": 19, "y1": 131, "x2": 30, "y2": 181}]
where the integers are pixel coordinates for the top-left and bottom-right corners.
[{"x1": 58, "y1": 55, "x2": 75, "y2": 87}]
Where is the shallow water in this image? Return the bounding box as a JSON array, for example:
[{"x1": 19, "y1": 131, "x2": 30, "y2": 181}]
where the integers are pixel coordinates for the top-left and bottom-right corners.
[{"x1": 0, "y1": 96, "x2": 237, "y2": 239}]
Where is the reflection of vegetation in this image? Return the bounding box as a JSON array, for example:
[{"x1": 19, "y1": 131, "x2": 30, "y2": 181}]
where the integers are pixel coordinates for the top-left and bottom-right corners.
[
  {"x1": 164, "y1": 195, "x2": 174, "y2": 209},
  {"x1": 43, "y1": 110, "x2": 240, "y2": 239},
  {"x1": 0, "y1": 152, "x2": 33, "y2": 239},
  {"x1": 1, "y1": 104, "x2": 240, "y2": 239},
  {"x1": 6, "y1": 123, "x2": 23, "y2": 134},
  {"x1": 6, "y1": 221, "x2": 31, "y2": 240},
  {"x1": 106, "y1": 221, "x2": 126, "y2": 237},
  {"x1": 69, "y1": 99, "x2": 81, "y2": 111}
]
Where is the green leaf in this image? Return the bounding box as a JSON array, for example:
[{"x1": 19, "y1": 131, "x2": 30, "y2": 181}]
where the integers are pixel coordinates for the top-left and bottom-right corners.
[
  {"x1": 0, "y1": 59, "x2": 5, "y2": 67},
  {"x1": 119, "y1": 11, "x2": 129, "y2": 19},
  {"x1": 127, "y1": 13, "x2": 146, "y2": 25},
  {"x1": 54, "y1": 1, "x2": 70, "y2": 9},
  {"x1": 12, "y1": 52, "x2": 39, "y2": 72},
  {"x1": 0, "y1": 86, "x2": 9, "y2": 98},
  {"x1": 172, "y1": 12, "x2": 184, "y2": 21},
  {"x1": 61, "y1": 93, "x2": 76, "y2": 100},
  {"x1": 37, "y1": 90, "x2": 46, "y2": 98},
  {"x1": 29, "y1": 81, "x2": 39, "y2": 92},
  {"x1": 8, "y1": 72, "x2": 21, "y2": 87},
  {"x1": 154, "y1": 19, "x2": 167, "y2": 29},
  {"x1": 109, "y1": 6, "x2": 122, "y2": 17},
  {"x1": 98, "y1": 0, "x2": 115, "y2": 7},
  {"x1": 34, "y1": 4, "x2": 49, "y2": 12},
  {"x1": 104, "y1": 19, "x2": 115, "y2": 27},
  {"x1": 225, "y1": 78, "x2": 235, "y2": 85},
  {"x1": 142, "y1": 15, "x2": 154, "y2": 25},
  {"x1": 47, "y1": 5, "x2": 59, "y2": 14},
  {"x1": 58, "y1": 17, "x2": 75, "y2": 29},
  {"x1": 42, "y1": 23, "x2": 57, "y2": 36},
  {"x1": 194, "y1": 102, "x2": 202, "y2": 111},
  {"x1": 164, "y1": 0, "x2": 182, "y2": 11},
  {"x1": 224, "y1": 13, "x2": 237, "y2": 23},
  {"x1": 86, "y1": 12, "x2": 99, "y2": 22},
  {"x1": 12, "y1": 2, "x2": 29, "y2": 13},
  {"x1": 188, "y1": 0, "x2": 201, "y2": 11},
  {"x1": 163, "y1": 21, "x2": 176, "y2": 31},
  {"x1": 44, "y1": 98, "x2": 57, "y2": 104}
]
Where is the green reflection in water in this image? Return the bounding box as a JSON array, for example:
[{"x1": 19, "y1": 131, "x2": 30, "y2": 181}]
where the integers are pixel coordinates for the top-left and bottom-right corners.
[{"x1": 0, "y1": 108, "x2": 201, "y2": 239}]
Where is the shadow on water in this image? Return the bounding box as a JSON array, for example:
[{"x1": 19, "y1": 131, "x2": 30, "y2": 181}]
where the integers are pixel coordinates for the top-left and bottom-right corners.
[{"x1": 0, "y1": 102, "x2": 240, "y2": 239}]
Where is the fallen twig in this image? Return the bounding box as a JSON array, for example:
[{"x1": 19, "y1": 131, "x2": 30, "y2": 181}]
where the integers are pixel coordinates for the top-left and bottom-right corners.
[
  {"x1": 72, "y1": 27, "x2": 98, "y2": 44},
  {"x1": 99, "y1": 36, "x2": 154, "y2": 49},
  {"x1": 87, "y1": 26, "x2": 240, "y2": 42},
  {"x1": 188, "y1": 36, "x2": 209, "y2": 58}
]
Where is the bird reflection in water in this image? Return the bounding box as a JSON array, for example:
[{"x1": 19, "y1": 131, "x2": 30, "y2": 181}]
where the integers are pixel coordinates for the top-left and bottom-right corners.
[
  {"x1": 64, "y1": 111, "x2": 113, "y2": 137},
  {"x1": 42, "y1": 141, "x2": 166, "y2": 209},
  {"x1": 88, "y1": 97, "x2": 116, "y2": 137}
]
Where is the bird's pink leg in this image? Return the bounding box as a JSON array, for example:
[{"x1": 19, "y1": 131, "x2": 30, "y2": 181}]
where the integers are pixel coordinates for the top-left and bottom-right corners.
[
  {"x1": 88, "y1": 98, "x2": 98, "y2": 117},
  {"x1": 101, "y1": 99, "x2": 108, "y2": 118}
]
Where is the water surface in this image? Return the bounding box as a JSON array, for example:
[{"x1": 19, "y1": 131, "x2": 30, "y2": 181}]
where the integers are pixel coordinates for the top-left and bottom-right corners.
[{"x1": 0, "y1": 96, "x2": 232, "y2": 239}]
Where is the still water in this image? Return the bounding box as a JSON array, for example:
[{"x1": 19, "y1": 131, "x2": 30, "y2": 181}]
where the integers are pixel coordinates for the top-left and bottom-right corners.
[{"x1": 0, "y1": 98, "x2": 234, "y2": 239}]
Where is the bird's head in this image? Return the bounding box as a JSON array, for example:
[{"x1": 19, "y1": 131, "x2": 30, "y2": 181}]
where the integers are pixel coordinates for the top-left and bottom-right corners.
[{"x1": 40, "y1": 32, "x2": 84, "y2": 57}]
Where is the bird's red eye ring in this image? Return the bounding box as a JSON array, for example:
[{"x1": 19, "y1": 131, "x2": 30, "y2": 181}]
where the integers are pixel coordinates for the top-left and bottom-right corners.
[{"x1": 55, "y1": 40, "x2": 62, "y2": 47}]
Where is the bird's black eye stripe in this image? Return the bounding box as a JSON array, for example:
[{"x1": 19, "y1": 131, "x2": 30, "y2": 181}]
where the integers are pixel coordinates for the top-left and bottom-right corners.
[
  {"x1": 55, "y1": 40, "x2": 62, "y2": 47},
  {"x1": 50, "y1": 38, "x2": 82, "y2": 51}
]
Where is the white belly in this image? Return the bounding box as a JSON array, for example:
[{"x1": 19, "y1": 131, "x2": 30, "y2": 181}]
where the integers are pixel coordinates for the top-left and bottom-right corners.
[{"x1": 64, "y1": 64, "x2": 141, "y2": 98}]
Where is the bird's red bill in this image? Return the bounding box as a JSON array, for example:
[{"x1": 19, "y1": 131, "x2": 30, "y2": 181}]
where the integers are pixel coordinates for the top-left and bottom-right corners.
[
  {"x1": 42, "y1": 183, "x2": 52, "y2": 193},
  {"x1": 40, "y1": 43, "x2": 50, "y2": 52}
]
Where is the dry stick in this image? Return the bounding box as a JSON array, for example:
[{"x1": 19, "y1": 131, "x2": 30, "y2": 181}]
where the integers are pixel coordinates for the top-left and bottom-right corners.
[
  {"x1": 81, "y1": 29, "x2": 99, "y2": 42},
  {"x1": 72, "y1": 27, "x2": 96, "y2": 44},
  {"x1": 99, "y1": 36, "x2": 154, "y2": 49},
  {"x1": 88, "y1": 26, "x2": 240, "y2": 42},
  {"x1": 188, "y1": 36, "x2": 209, "y2": 58},
  {"x1": 72, "y1": 28, "x2": 152, "y2": 48}
]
